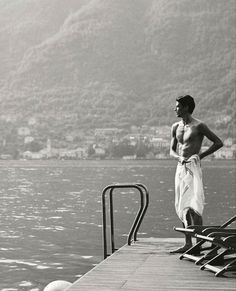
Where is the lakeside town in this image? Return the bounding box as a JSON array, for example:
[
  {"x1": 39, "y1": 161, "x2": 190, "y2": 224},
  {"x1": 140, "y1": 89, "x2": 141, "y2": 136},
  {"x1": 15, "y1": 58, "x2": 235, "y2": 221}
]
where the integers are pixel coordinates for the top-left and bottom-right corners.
[{"x1": 0, "y1": 122, "x2": 235, "y2": 160}]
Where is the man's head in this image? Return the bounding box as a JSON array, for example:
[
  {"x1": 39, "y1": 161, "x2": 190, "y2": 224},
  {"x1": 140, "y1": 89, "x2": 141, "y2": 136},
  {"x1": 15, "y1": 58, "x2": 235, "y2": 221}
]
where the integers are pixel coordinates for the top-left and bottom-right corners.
[{"x1": 176, "y1": 95, "x2": 195, "y2": 114}]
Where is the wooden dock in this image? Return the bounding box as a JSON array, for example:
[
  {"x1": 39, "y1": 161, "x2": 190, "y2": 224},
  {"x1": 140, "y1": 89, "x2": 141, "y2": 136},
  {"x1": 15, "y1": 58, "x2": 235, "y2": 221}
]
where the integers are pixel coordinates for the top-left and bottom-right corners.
[{"x1": 67, "y1": 238, "x2": 236, "y2": 290}]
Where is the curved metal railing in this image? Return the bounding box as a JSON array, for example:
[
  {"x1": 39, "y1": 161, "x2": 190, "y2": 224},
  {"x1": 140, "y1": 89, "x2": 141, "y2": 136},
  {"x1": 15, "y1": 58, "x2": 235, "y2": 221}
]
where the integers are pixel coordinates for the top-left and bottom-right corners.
[{"x1": 102, "y1": 183, "x2": 149, "y2": 259}]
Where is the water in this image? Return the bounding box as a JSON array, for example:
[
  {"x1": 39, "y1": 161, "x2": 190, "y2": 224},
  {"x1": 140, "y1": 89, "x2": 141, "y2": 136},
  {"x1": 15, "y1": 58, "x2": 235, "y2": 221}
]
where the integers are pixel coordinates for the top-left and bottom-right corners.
[{"x1": 0, "y1": 159, "x2": 235, "y2": 290}]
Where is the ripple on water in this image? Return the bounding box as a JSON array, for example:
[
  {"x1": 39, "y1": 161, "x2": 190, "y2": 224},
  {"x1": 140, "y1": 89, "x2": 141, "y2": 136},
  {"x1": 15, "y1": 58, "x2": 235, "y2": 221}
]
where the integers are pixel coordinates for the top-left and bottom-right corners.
[
  {"x1": 20, "y1": 168, "x2": 37, "y2": 171},
  {"x1": 0, "y1": 247, "x2": 20, "y2": 251},
  {"x1": 81, "y1": 256, "x2": 93, "y2": 259},
  {"x1": 0, "y1": 259, "x2": 51, "y2": 270},
  {"x1": 55, "y1": 208, "x2": 70, "y2": 212},
  {"x1": 19, "y1": 281, "x2": 33, "y2": 287}
]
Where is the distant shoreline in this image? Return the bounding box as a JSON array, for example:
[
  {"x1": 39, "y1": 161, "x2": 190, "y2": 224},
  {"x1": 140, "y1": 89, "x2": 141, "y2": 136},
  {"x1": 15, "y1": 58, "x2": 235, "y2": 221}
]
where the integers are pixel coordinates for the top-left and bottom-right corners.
[{"x1": 0, "y1": 158, "x2": 235, "y2": 169}]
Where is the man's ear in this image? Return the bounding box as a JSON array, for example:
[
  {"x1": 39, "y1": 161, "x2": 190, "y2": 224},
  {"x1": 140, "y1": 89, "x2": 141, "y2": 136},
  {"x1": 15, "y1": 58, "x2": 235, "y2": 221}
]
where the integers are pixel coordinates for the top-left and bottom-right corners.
[{"x1": 184, "y1": 105, "x2": 189, "y2": 113}]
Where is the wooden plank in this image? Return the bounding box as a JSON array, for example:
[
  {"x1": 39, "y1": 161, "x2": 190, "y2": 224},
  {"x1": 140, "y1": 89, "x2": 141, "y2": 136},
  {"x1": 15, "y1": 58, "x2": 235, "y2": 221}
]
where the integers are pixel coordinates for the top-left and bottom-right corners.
[{"x1": 67, "y1": 238, "x2": 236, "y2": 291}]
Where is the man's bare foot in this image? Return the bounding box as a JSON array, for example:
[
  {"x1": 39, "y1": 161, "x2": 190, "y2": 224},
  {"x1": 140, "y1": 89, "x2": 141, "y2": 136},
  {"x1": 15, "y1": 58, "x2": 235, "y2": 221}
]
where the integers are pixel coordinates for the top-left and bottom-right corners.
[{"x1": 169, "y1": 245, "x2": 192, "y2": 254}]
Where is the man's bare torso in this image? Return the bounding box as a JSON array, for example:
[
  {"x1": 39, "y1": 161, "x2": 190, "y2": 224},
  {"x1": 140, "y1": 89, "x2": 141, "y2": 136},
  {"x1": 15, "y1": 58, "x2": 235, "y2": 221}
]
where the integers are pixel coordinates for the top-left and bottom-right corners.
[{"x1": 175, "y1": 118, "x2": 204, "y2": 159}]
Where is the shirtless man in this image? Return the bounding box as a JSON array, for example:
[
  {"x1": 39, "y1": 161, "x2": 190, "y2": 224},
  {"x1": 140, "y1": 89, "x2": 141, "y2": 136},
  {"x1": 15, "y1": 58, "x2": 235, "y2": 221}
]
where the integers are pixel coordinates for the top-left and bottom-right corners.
[{"x1": 170, "y1": 95, "x2": 223, "y2": 253}]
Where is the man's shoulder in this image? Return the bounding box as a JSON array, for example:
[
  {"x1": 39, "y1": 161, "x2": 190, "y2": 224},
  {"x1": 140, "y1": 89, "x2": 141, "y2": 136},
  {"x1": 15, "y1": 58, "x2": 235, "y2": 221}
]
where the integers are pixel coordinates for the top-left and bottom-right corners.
[
  {"x1": 171, "y1": 121, "x2": 181, "y2": 134},
  {"x1": 192, "y1": 118, "x2": 210, "y2": 134},
  {"x1": 193, "y1": 118, "x2": 205, "y2": 127},
  {"x1": 171, "y1": 121, "x2": 181, "y2": 128}
]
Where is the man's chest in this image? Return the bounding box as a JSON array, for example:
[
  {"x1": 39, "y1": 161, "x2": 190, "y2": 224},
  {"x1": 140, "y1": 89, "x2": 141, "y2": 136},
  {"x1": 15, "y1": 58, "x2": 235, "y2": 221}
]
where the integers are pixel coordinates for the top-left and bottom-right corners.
[{"x1": 176, "y1": 124, "x2": 199, "y2": 143}]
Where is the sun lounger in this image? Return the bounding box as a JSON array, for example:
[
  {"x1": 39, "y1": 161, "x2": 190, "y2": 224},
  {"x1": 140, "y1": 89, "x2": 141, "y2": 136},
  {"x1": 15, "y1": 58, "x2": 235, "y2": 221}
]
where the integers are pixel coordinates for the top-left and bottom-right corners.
[
  {"x1": 173, "y1": 215, "x2": 236, "y2": 263},
  {"x1": 195, "y1": 234, "x2": 236, "y2": 277},
  {"x1": 176, "y1": 229, "x2": 236, "y2": 265}
]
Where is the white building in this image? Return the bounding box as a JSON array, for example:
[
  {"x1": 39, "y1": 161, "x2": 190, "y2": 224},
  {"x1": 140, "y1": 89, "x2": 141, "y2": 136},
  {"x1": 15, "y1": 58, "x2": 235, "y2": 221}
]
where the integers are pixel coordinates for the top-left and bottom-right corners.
[
  {"x1": 214, "y1": 148, "x2": 234, "y2": 159},
  {"x1": 22, "y1": 151, "x2": 43, "y2": 159},
  {"x1": 150, "y1": 137, "x2": 169, "y2": 148},
  {"x1": 28, "y1": 117, "x2": 37, "y2": 126},
  {"x1": 18, "y1": 127, "x2": 31, "y2": 136},
  {"x1": 24, "y1": 136, "x2": 34, "y2": 144}
]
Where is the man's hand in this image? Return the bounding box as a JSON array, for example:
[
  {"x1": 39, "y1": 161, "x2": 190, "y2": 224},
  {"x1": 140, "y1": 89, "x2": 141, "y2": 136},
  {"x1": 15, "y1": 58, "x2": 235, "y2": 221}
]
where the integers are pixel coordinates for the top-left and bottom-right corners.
[
  {"x1": 198, "y1": 153, "x2": 203, "y2": 160},
  {"x1": 178, "y1": 156, "x2": 190, "y2": 164}
]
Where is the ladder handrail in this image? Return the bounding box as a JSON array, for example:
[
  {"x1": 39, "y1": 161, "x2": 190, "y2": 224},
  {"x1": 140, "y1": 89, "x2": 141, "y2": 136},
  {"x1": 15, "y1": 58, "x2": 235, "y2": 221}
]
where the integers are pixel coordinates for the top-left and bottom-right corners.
[
  {"x1": 133, "y1": 183, "x2": 149, "y2": 242},
  {"x1": 102, "y1": 183, "x2": 149, "y2": 259},
  {"x1": 126, "y1": 184, "x2": 145, "y2": 246}
]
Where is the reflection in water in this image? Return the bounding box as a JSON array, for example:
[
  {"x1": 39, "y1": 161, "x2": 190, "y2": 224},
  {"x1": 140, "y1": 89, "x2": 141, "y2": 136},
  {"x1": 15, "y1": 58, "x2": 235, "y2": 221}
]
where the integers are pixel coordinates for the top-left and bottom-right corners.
[{"x1": 0, "y1": 160, "x2": 235, "y2": 290}]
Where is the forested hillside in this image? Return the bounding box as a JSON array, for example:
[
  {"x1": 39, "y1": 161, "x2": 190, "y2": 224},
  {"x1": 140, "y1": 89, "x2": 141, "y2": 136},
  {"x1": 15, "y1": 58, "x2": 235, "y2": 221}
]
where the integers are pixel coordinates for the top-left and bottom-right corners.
[{"x1": 0, "y1": 0, "x2": 235, "y2": 141}]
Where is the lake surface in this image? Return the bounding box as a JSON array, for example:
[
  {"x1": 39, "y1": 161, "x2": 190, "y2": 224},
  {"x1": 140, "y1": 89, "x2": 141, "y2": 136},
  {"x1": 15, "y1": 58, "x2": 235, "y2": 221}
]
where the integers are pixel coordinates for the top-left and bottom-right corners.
[{"x1": 0, "y1": 159, "x2": 235, "y2": 290}]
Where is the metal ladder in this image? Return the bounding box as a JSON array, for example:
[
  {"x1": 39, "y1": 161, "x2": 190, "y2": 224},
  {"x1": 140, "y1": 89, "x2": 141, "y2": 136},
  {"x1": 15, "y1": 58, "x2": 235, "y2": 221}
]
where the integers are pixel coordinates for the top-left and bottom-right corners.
[{"x1": 102, "y1": 183, "x2": 149, "y2": 259}]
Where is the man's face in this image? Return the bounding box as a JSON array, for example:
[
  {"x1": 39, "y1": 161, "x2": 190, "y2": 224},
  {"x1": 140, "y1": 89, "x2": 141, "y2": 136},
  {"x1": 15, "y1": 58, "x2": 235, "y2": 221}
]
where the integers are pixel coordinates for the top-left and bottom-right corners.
[{"x1": 174, "y1": 101, "x2": 187, "y2": 118}]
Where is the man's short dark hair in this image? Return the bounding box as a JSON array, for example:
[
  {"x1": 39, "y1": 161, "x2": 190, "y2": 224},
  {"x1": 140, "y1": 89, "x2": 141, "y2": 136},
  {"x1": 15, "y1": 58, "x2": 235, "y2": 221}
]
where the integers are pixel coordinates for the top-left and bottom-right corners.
[{"x1": 176, "y1": 95, "x2": 195, "y2": 114}]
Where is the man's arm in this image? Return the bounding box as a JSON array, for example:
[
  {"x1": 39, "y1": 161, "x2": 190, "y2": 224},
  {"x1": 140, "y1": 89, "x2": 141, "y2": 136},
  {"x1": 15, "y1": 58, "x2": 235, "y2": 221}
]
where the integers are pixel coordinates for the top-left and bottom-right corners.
[
  {"x1": 198, "y1": 123, "x2": 223, "y2": 160},
  {"x1": 170, "y1": 123, "x2": 182, "y2": 161}
]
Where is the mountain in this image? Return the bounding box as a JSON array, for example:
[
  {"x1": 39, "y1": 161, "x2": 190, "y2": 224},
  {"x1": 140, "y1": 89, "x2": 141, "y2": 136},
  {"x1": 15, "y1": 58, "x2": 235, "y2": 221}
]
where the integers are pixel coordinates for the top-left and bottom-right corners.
[{"x1": 0, "y1": 0, "x2": 235, "y2": 141}]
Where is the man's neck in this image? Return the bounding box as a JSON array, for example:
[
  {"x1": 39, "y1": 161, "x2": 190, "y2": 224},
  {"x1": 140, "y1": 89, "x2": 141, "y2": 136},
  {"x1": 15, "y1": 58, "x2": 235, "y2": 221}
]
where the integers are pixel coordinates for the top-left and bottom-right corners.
[{"x1": 181, "y1": 114, "x2": 192, "y2": 125}]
